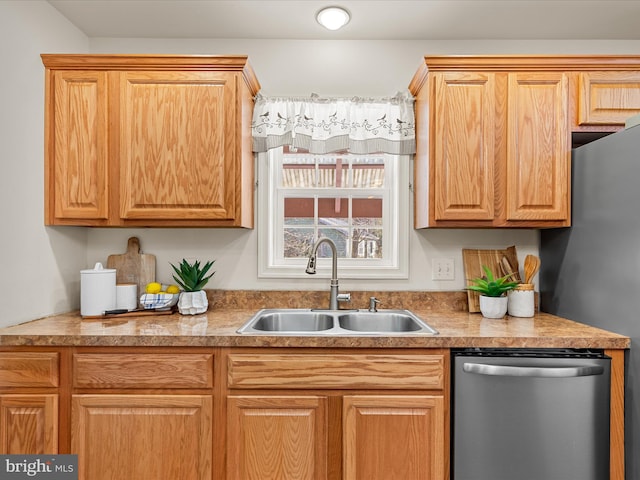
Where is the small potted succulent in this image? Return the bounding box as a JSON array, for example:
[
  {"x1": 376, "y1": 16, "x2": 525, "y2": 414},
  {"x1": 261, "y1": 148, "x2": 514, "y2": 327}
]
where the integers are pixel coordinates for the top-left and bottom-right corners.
[
  {"x1": 466, "y1": 265, "x2": 519, "y2": 318},
  {"x1": 170, "y1": 259, "x2": 215, "y2": 315}
]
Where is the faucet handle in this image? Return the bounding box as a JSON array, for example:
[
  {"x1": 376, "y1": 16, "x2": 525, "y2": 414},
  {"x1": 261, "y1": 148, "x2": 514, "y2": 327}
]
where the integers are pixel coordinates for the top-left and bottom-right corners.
[
  {"x1": 368, "y1": 296, "x2": 381, "y2": 312},
  {"x1": 337, "y1": 293, "x2": 351, "y2": 303}
]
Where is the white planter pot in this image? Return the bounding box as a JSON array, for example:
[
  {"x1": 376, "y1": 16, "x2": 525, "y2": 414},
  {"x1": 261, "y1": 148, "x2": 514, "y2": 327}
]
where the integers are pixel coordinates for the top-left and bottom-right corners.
[
  {"x1": 479, "y1": 295, "x2": 508, "y2": 319},
  {"x1": 178, "y1": 290, "x2": 208, "y2": 315}
]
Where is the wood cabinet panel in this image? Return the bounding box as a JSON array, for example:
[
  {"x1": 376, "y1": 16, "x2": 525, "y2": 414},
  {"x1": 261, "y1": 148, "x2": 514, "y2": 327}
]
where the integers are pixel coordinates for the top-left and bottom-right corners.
[
  {"x1": 432, "y1": 72, "x2": 496, "y2": 221},
  {"x1": 227, "y1": 395, "x2": 328, "y2": 480},
  {"x1": 506, "y1": 72, "x2": 570, "y2": 221},
  {"x1": 0, "y1": 352, "x2": 59, "y2": 388},
  {"x1": 73, "y1": 353, "x2": 214, "y2": 389},
  {"x1": 119, "y1": 71, "x2": 236, "y2": 221},
  {"x1": 607, "y1": 349, "x2": 626, "y2": 480},
  {"x1": 578, "y1": 71, "x2": 640, "y2": 125},
  {"x1": 0, "y1": 395, "x2": 58, "y2": 454},
  {"x1": 343, "y1": 395, "x2": 444, "y2": 480},
  {"x1": 227, "y1": 354, "x2": 444, "y2": 390},
  {"x1": 48, "y1": 70, "x2": 109, "y2": 222},
  {"x1": 71, "y1": 394, "x2": 212, "y2": 480}
]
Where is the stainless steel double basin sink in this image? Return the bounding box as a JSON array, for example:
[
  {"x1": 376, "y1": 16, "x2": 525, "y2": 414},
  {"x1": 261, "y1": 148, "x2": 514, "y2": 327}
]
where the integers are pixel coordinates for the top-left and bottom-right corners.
[{"x1": 236, "y1": 309, "x2": 438, "y2": 335}]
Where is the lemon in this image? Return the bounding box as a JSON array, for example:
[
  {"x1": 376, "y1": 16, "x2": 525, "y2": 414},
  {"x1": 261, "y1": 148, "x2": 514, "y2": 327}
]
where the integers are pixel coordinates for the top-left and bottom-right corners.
[
  {"x1": 166, "y1": 285, "x2": 180, "y2": 294},
  {"x1": 145, "y1": 282, "x2": 162, "y2": 294}
]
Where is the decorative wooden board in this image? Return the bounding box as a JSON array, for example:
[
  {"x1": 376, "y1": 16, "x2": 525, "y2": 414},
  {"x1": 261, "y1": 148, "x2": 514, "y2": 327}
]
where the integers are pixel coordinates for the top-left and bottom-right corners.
[
  {"x1": 106, "y1": 237, "x2": 156, "y2": 300},
  {"x1": 462, "y1": 246, "x2": 519, "y2": 313}
]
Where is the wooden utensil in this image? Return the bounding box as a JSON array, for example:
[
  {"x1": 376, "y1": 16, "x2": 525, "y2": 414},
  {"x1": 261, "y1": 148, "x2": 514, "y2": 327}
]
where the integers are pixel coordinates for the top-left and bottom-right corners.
[
  {"x1": 106, "y1": 237, "x2": 156, "y2": 301},
  {"x1": 501, "y1": 255, "x2": 521, "y2": 282},
  {"x1": 524, "y1": 255, "x2": 541, "y2": 284}
]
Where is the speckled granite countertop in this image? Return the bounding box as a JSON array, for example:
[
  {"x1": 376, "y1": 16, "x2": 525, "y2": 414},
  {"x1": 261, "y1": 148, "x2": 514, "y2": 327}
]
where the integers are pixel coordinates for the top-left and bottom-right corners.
[{"x1": 0, "y1": 290, "x2": 629, "y2": 349}]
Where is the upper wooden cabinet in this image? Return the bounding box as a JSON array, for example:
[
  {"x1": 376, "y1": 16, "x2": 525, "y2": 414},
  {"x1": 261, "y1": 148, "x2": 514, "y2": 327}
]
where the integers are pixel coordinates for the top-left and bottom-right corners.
[
  {"x1": 411, "y1": 56, "x2": 571, "y2": 228},
  {"x1": 506, "y1": 72, "x2": 569, "y2": 222},
  {"x1": 410, "y1": 55, "x2": 640, "y2": 228},
  {"x1": 42, "y1": 55, "x2": 260, "y2": 227},
  {"x1": 430, "y1": 71, "x2": 496, "y2": 222},
  {"x1": 577, "y1": 71, "x2": 640, "y2": 126}
]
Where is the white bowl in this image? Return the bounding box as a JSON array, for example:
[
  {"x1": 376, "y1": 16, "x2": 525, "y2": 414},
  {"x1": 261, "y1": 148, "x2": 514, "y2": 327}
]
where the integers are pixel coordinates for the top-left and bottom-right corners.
[{"x1": 139, "y1": 293, "x2": 180, "y2": 310}]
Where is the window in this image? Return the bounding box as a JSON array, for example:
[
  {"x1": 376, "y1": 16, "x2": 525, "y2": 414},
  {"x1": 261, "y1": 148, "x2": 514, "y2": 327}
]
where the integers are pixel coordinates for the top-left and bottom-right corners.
[{"x1": 258, "y1": 146, "x2": 409, "y2": 279}]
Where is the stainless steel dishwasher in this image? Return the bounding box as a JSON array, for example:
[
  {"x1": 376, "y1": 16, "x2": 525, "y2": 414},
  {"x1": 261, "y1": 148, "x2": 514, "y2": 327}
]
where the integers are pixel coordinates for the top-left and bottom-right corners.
[{"x1": 452, "y1": 348, "x2": 610, "y2": 480}]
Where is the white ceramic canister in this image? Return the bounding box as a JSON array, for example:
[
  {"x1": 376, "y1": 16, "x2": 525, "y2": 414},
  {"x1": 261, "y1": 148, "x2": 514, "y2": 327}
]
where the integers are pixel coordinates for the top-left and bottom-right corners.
[
  {"x1": 81, "y1": 262, "x2": 117, "y2": 316},
  {"x1": 116, "y1": 283, "x2": 138, "y2": 311},
  {"x1": 507, "y1": 283, "x2": 535, "y2": 317}
]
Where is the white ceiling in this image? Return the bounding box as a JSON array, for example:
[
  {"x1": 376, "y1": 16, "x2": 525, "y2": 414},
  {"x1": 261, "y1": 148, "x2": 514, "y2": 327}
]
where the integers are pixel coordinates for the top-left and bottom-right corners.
[{"x1": 47, "y1": 0, "x2": 640, "y2": 40}]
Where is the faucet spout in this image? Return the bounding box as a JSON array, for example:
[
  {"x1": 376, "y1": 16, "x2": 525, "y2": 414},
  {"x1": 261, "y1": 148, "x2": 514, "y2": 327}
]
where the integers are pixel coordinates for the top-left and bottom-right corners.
[
  {"x1": 306, "y1": 237, "x2": 348, "y2": 310},
  {"x1": 305, "y1": 254, "x2": 317, "y2": 274}
]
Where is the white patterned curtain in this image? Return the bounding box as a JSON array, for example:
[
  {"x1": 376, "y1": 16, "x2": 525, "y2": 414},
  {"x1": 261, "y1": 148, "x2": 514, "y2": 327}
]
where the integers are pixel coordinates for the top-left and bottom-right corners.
[{"x1": 251, "y1": 91, "x2": 415, "y2": 155}]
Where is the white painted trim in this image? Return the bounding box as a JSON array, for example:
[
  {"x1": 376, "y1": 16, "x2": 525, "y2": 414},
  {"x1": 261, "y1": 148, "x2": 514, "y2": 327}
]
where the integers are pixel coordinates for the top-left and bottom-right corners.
[{"x1": 258, "y1": 149, "x2": 409, "y2": 279}]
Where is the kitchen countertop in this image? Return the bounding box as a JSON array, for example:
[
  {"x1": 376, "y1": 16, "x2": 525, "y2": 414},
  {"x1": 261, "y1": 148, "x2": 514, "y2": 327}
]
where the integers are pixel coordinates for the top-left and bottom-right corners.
[{"x1": 0, "y1": 290, "x2": 629, "y2": 349}]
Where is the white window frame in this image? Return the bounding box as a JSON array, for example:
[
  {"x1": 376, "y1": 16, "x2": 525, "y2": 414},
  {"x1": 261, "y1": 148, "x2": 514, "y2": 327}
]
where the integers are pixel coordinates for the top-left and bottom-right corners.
[{"x1": 257, "y1": 147, "x2": 409, "y2": 279}]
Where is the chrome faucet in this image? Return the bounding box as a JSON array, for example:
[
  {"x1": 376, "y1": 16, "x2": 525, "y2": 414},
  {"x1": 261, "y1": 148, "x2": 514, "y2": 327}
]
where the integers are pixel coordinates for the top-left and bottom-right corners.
[{"x1": 305, "y1": 237, "x2": 351, "y2": 310}]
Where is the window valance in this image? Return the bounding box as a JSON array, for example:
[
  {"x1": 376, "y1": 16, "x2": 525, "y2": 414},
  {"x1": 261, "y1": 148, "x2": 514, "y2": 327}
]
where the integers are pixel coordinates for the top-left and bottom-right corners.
[{"x1": 251, "y1": 91, "x2": 415, "y2": 155}]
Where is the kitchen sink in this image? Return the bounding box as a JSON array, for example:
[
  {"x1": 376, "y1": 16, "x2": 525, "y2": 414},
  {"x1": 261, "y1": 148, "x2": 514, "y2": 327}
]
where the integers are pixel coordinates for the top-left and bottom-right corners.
[
  {"x1": 237, "y1": 309, "x2": 438, "y2": 335},
  {"x1": 249, "y1": 311, "x2": 334, "y2": 332},
  {"x1": 338, "y1": 312, "x2": 428, "y2": 332}
]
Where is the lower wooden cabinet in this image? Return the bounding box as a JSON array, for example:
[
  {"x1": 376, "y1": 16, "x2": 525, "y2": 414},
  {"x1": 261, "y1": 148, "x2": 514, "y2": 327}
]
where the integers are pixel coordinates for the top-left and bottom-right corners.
[
  {"x1": 227, "y1": 395, "x2": 328, "y2": 480},
  {"x1": 68, "y1": 351, "x2": 215, "y2": 479},
  {"x1": 0, "y1": 394, "x2": 58, "y2": 454},
  {"x1": 225, "y1": 393, "x2": 445, "y2": 480},
  {"x1": 225, "y1": 350, "x2": 447, "y2": 480},
  {"x1": 343, "y1": 395, "x2": 444, "y2": 480},
  {"x1": 71, "y1": 394, "x2": 212, "y2": 480},
  {"x1": 0, "y1": 351, "x2": 59, "y2": 454},
  {"x1": 0, "y1": 345, "x2": 627, "y2": 480}
]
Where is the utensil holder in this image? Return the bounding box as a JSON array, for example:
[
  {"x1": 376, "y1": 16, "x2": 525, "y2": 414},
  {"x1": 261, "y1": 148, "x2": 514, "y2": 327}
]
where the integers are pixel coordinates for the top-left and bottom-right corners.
[{"x1": 508, "y1": 283, "x2": 535, "y2": 317}]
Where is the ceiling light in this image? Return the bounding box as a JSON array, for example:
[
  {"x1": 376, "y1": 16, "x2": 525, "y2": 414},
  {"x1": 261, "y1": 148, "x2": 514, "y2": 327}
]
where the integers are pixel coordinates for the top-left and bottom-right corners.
[{"x1": 316, "y1": 6, "x2": 350, "y2": 31}]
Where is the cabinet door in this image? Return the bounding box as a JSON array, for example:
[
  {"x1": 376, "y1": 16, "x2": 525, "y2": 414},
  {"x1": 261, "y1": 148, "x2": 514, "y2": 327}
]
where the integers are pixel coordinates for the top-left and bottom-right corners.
[
  {"x1": 432, "y1": 72, "x2": 496, "y2": 221},
  {"x1": 227, "y1": 395, "x2": 328, "y2": 480},
  {"x1": 71, "y1": 395, "x2": 212, "y2": 480},
  {"x1": 47, "y1": 70, "x2": 109, "y2": 223},
  {"x1": 0, "y1": 394, "x2": 58, "y2": 454},
  {"x1": 506, "y1": 72, "x2": 570, "y2": 221},
  {"x1": 343, "y1": 395, "x2": 444, "y2": 480},
  {"x1": 578, "y1": 71, "x2": 640, "y2": 125},
  {"x1": 119, "y1": 71, "x2": 237, "y2": 221}
]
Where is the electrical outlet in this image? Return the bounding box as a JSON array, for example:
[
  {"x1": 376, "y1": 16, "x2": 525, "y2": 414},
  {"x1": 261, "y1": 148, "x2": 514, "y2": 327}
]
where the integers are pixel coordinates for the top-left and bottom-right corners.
[{"x1": 432, "y1": 258, "x2": 455, "y2": 280}]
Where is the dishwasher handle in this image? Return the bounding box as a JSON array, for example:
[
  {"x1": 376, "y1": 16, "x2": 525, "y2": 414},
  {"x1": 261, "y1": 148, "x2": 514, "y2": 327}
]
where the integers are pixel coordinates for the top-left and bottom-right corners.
[{"x1": 462, "y1": 362, "x2": 604, "y2": 378}]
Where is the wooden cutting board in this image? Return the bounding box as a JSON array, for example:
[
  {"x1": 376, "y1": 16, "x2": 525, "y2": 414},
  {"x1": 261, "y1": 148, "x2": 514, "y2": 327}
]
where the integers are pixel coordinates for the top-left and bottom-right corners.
[
  {"x1": 106, "y1": 237, "x2": 156, "y2": 300},
  {"x1": 462, "y1": 245, "x2": 519, "y2": 313}
]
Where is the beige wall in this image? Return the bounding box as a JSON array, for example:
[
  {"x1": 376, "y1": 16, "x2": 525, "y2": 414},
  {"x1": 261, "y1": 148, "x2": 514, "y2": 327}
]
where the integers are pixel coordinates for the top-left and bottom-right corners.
[
  {"x1": 3, "y1": 1, "x2": 640, "y2": 325},
  {"x1": 0, "y1": 1, "x2": 88, "y2": 327}
]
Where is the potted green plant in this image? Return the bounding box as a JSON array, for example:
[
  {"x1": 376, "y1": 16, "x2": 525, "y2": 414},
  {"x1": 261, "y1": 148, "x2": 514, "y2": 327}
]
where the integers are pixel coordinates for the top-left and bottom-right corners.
[
  {"x1": 467, "y1": 265, "x2": 519, "y2": 318},
  {"x1": 170, "y1": 259, "x2": 215, "y2": 315}
]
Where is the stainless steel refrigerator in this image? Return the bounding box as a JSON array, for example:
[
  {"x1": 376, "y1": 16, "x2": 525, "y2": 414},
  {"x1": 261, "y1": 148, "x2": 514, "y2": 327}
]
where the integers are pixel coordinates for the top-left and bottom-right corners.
[{"x1": 540, "y1": 121, "x2": 640, "y2": 480}]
